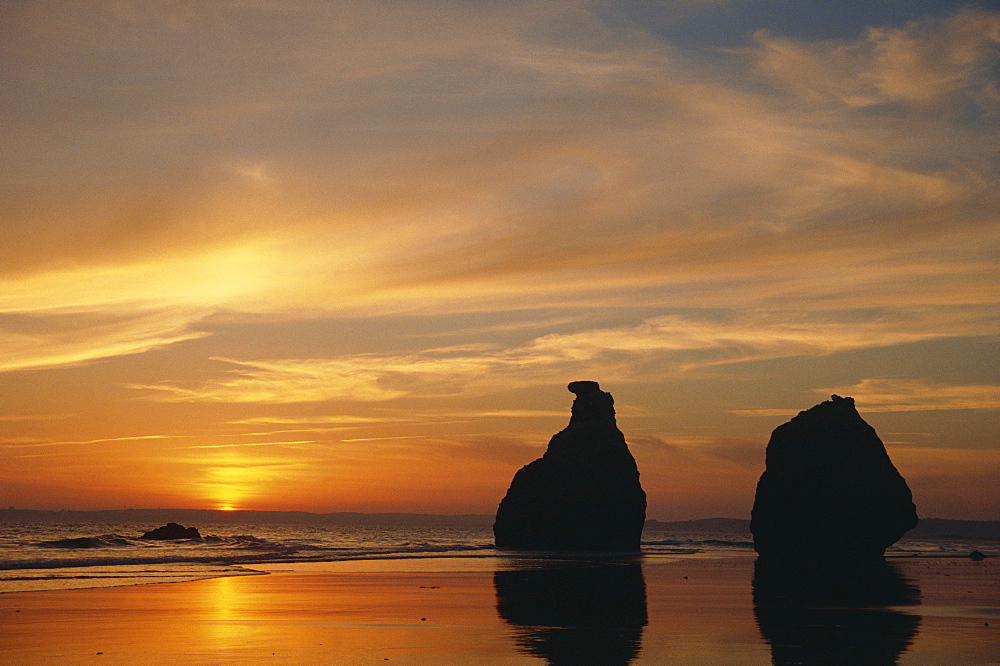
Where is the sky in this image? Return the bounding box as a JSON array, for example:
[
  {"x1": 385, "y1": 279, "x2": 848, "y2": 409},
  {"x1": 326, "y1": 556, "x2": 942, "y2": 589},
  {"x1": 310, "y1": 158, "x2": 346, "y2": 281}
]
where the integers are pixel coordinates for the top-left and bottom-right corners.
[{"x1": 1, "y1": 0, "x2": 997, "y2": 520}]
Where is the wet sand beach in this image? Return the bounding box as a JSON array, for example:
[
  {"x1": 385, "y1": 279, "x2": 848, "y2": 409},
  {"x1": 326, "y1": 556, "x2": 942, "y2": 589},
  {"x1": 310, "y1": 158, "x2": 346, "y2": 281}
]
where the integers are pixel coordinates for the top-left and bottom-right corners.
[{"x1": 1, "y1": 554, "x2": 997, "y2": 664}]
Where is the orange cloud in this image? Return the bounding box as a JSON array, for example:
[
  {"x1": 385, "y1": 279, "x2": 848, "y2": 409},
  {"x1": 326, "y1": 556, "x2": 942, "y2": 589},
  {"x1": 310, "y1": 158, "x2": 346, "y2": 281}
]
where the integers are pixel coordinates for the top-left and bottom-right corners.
[
  {"x1": 132, "y1": 308, "x2": 998, "y2": 403},
  {"x1": 819, "y1": 379, "x2": 1000, "y2": 412},
  {"x1": 752, "y1": 8, "x2": 1000, "y2": 107},
  {"x1": 733, "y1": 379, "x2": 1000, "y2": 416}
]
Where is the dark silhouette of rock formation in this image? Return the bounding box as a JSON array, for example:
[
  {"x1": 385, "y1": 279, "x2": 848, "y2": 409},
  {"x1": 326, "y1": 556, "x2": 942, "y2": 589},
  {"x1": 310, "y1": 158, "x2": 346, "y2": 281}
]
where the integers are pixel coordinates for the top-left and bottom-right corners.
[
  {"x1": 751, "y1": 395, "x2": 917, "y2": 562},
  {"x1": 494, "y1": 381, "x2": 646, "y2": 551},
  {"x1": 139, "y1": 522, "x2": 201, "y2": 540},
  {"x1": 753, "y1": 558, "x2": 921, "y2": 664},
  {"x1": 495, "y1": 559, "x2": 647, "y2": 665}
]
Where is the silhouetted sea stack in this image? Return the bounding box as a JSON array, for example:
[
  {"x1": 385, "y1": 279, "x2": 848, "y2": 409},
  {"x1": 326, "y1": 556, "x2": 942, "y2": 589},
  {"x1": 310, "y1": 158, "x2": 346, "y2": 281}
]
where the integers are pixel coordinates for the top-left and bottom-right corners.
[
  {"x1": 494, "y1": 381, "x2": 646, "y2": 551},
  {"x1": 751, "y1": 395, "x2": 917, "y2": 562}
]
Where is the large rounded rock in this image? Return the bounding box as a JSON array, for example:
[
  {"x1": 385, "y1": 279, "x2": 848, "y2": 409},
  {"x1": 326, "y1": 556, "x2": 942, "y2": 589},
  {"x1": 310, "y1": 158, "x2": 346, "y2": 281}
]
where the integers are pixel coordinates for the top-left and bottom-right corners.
[
  {"x1": 751, "y1": 395, "x2": 917, "y2": 561},
  {"x1": 494, "y1": 381, "x2": 647, "y2": 551}
]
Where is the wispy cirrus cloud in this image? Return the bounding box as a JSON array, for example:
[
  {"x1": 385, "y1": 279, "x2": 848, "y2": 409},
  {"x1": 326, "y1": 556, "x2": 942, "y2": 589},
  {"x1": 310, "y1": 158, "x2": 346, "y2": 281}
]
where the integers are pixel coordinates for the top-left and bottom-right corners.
[
  {"x1": 0, "y1": 308, "x2": 210, "y2": 372},
  {"x1": 0, "y1": 434, "x2": 187, "y2": 450},
  {"x1": 525, "y1": 308, "x2": 997, "y2": 367},
  {"x1": 228, "y1": 416, "x2": 406, "y2": 426},
  {"x1": 181, "y1": 440, "x2": 320, "y2": 450},
  {"x1": 630, "y1": 434, "x2": 764, "y2": 469},
  {"x1": 752, "y1": 7, "x2": 1000, "y2": 108},
  {"x1": 732, "y1": 378, "x2": 1000, "y2": 416},
  {"x1": 819, "y1": 378, "x2": 1000, "y2": 412},
  {"x1": 0, "y1": 240, "x2": 279, "y2": 371},
  {"x1": 134, "y1": 307, "x2": 998, "y2": 403}
]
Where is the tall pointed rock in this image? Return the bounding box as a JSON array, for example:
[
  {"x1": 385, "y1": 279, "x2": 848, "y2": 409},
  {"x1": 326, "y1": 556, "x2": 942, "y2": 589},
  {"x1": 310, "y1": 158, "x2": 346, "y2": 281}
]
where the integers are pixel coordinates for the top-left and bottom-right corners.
[
  {"x1": 494, "y1": 381, "x2": 647, "y2": 551},
  {"x1": 751, "y1": 395, "x2": 918, "y2": 561}
]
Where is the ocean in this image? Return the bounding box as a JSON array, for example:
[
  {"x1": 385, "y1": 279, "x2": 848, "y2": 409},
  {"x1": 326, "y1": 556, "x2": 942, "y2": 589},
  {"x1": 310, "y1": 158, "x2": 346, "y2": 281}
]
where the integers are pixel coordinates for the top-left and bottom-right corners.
[{"x1": 0, "y1": 516, "x2": 994, "y2": 593}]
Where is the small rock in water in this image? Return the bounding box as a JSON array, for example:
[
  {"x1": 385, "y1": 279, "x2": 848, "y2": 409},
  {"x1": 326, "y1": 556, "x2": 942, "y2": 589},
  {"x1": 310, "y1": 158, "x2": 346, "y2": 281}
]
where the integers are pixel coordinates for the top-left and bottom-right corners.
[
  {"x1": 139, "y1": 522, "x2": 201, "y2": 540},
  {"x1": 969, "y1": 550, "x2": 987, "y2": 561}
]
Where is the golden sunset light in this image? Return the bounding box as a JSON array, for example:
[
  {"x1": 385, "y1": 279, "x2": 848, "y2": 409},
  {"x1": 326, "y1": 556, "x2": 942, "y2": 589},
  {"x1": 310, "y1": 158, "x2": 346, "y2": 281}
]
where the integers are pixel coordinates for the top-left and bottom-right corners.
[{"x1": 1, "y1": 0, "x2": 997, "y2": 521}]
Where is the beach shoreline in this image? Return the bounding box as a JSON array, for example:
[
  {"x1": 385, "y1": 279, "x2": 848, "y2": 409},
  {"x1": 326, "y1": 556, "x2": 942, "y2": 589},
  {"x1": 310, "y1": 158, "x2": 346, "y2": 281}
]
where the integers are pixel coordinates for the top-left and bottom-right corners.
[{"x1": 1, "y1": 552, "x2": 996, "y2": 664}]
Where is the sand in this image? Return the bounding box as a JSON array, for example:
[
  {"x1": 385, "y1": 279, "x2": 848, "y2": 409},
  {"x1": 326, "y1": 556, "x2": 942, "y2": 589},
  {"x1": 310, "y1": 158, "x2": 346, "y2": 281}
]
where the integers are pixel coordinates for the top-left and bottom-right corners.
[{"x1": 0, "y1": 553, "x2": 996, "y2": 664}]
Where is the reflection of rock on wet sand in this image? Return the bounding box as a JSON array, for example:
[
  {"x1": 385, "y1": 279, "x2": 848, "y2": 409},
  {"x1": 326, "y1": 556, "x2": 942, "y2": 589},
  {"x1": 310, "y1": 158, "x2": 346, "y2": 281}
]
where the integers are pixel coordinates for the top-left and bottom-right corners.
[
  {"x1": 494, "y1": 560, "x2": 647, "y2": 665},
  {"x1": 753, "y1": 559, "x2": 921, "y2": 665}
]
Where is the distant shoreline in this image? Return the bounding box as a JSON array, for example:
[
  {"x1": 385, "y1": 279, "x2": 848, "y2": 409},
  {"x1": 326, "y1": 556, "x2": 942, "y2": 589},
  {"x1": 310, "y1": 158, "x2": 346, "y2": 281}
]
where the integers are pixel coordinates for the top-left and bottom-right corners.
[
  {"x1": 0, "y1": 508, "x2": 996, "y2": 540},
  {"x1": 644, "y1": 517, "x2": 1000, "y2": 540}
]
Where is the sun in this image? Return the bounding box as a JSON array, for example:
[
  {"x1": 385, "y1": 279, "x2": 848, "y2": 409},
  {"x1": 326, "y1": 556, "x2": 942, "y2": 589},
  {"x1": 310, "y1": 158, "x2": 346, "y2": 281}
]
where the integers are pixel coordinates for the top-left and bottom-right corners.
[{"x1": 217, "y1": 505, "x2": 238, "y2": 511}]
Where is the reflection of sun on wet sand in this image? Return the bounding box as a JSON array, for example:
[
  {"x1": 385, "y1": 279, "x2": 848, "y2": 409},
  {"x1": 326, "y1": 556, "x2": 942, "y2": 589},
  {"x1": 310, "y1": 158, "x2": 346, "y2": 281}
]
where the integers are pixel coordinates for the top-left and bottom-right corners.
[{"x1": 1, "y1": 554, "x2": 997, "y2": 664}]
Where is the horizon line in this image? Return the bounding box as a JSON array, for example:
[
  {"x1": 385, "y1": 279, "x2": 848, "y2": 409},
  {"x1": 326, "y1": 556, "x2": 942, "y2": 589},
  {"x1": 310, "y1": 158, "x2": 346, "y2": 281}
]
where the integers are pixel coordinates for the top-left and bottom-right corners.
[{"x1": 1, "y1": 507, "x2": 996, "y2": 524}]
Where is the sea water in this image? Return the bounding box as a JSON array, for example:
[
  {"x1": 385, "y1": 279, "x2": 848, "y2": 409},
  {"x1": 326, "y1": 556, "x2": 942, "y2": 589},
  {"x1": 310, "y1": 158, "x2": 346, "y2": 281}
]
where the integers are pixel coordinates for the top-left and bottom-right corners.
[
  {"x1": 0, "y1": 521, "x2": 495, "y2": 592},
  {"x1": 0, "y1": 519, "x2": 990, "y2": 593}
]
